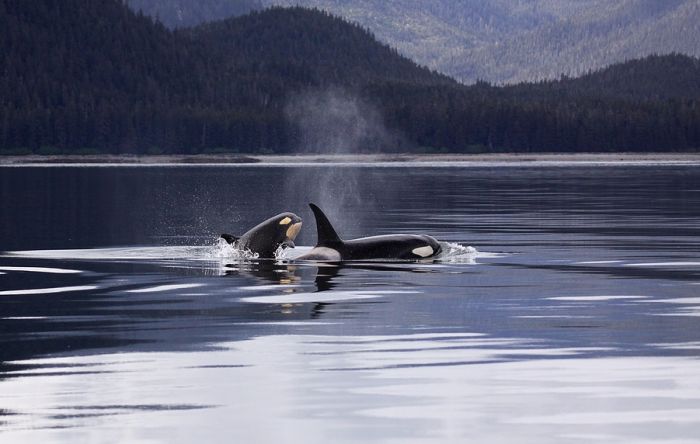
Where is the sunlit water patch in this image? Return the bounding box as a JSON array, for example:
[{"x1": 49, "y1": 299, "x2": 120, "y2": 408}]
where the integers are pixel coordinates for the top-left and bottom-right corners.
[
  {"x1": 1, "y1": 333, "x2": 700, "y2": 443},
  {"x1": 5, "y1": 245, "x2": 221, "y2": 262},
  {"x1": 0, "y1": 285, "x2": 99, "y2": 296},
  {"x1": 0, "y1": 266, "x2": 82, "y2": 274}
]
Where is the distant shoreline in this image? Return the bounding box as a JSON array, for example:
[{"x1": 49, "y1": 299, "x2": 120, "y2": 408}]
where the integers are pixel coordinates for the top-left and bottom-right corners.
[{"x1": 1, "y1": 153, "x2": 700, "y2": 166}]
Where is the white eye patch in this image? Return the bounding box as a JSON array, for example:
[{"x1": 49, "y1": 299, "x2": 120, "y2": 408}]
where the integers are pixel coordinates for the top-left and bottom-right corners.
[
  {"x1": 279, "y1": 217, "x2": 292, "y2": 225},
  {"x1": 286, "y1": 222, "x2": 302, "y2": 239},
  {"x1": 412, "y1": 246, "x2": 434, "y2": 258}
]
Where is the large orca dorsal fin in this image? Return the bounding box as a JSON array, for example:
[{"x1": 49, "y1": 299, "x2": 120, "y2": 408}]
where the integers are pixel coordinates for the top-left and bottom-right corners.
[{"x1": 309, "y1": 203, "x2": 342, "y2": 246}]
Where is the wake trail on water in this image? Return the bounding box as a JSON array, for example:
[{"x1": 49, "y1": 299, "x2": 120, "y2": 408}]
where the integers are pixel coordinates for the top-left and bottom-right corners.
[{"x1": 5, "y1": 240, "x2": 488, "y2": 265}]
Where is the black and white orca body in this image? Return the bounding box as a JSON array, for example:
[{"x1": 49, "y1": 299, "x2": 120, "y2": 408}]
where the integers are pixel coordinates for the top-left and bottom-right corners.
[
  {"x1": 221, "y1": 212, "x2": 302, "y2": 258},
  {"x1": 297, "y1": 204, "x2": 442, "y2": 261}
]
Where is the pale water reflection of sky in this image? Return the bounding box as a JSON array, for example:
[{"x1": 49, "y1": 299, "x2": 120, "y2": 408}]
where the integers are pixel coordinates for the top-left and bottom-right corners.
[{"x1": 2, "y1": 334, "x2": 700, "y2": 443}]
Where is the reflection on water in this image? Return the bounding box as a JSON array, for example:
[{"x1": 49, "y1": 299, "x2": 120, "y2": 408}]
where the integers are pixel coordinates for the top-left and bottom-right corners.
[
  {"x1": 2, "y1": 334, "x2": 700, "y2": 443},
  {"x1": 1, "y1": 165, "x2": 700, "y2": 442}
]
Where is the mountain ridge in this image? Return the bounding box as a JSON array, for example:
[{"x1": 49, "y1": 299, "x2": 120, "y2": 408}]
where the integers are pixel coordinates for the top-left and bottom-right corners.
[
  {"x1": 507, "y1": 53, "x2": 700, "y2": 101},
  {"x1": 188, "y1": 7, "x2": 454, "y2": 87},
  {"x1": 126, "y1": 0, "x2": 262, "y2": 28},
  {"x1": 262, "y1": 0, "x2": 700, "y2": 84},
  {"x1": 125, "y1": 0, "x2": 700, "y2": 84}
]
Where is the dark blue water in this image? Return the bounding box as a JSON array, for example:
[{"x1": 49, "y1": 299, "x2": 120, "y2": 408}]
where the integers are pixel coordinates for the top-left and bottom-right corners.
[{"x1": 1, "y1": 164, "x2": 699, "y2": 443}]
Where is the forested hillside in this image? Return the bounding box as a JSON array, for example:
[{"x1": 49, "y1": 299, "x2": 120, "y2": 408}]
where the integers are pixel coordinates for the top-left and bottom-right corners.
[
  {"x1": 0, "y1": 2, "x2": 449, "y2": 153},
  {"x1": 1, "y1": 0, "x2": 699, "y2": 154},
  {"x1": 263, "y1": 0, "x2": 700, "y2": 84},
  {"x1": 509, "y1": 55, "x2": 700, "y2": 101},
  {"x1": 189, "y1": 8, "x2": 454, "y2": 87}
]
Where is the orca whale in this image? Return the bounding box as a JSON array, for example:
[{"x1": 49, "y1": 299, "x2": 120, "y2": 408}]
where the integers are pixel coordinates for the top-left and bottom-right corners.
[
  {"x1": 221, "y1": 212, "x2": 302, "y2": 258},
  {"x1": 296, "y1": 203, "x2": 442, "y2": 261}
]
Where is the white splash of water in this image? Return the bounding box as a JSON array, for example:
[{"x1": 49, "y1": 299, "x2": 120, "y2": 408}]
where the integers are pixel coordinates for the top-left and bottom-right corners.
[
  {"x1": 437, "y1": 242, "x2": 480, "y2": 263},
  {"x1": 211, "y1": 237, "x2": 259, "y2": 260}
]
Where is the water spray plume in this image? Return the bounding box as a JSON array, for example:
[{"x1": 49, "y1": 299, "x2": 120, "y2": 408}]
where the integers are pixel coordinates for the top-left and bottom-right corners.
[{"x1": 284, "y1": 87, "x2": 404, "y2": 234}]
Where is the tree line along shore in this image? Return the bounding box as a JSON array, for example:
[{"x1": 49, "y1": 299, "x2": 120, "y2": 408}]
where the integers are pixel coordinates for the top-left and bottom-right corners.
[{"x1": 2, "y1": 153, "x2": 700, "y2": 166}]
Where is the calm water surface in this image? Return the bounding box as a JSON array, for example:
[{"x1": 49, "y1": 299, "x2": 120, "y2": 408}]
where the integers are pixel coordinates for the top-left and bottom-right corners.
[{"x1": 1, "y1": 164, "x2": 700, "y2": 443}]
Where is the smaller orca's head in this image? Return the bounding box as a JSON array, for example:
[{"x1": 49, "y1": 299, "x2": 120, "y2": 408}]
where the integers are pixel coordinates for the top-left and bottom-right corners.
[{"x1": 232, "y1": 212, "x2": 303, "y2": 257}]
